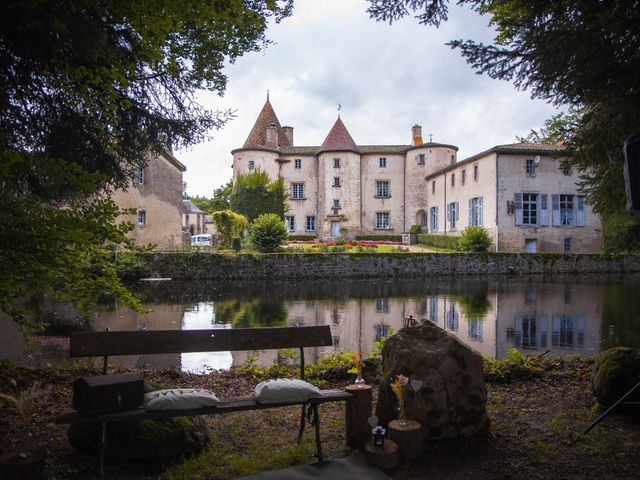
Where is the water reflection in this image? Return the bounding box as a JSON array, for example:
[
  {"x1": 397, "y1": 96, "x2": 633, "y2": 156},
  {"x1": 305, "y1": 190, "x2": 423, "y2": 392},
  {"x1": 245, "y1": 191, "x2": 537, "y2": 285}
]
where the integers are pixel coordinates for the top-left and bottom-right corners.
[{"x1": 19, "y1": 275, "x2": 640, "y2": 372}]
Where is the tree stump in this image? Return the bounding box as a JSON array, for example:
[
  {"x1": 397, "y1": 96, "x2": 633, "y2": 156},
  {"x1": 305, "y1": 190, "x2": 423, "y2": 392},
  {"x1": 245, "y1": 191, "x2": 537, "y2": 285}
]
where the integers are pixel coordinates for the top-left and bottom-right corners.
[
  {"x1": 345, "y1": 384, "x2": 372, "y2": 450},
  {"x1": 388, "y1": 419, "x2": 423, "y2": 459},
  {"x1": 364, "y1": 439, "x2": 399, "y2": 470}
]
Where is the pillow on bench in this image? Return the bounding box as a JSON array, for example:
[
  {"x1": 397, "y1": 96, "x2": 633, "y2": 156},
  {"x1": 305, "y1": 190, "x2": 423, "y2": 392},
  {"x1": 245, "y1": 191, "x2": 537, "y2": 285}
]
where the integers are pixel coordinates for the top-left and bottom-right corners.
[
  {"x1": 145, "y1": 389, "x2": 220, "y2": 411},
  {"x1": 254, "y1": 379, "x2": 322, "y2": 404}
]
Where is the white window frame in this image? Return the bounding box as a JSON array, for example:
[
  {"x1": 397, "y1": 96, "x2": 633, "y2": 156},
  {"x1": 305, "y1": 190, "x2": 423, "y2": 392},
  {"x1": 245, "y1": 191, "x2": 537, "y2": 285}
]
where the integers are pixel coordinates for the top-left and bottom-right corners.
[
  {"x1": 376, "y1": 180, "x2": 390, "y2": 198},
  {"x1": 379, "y1": 157, "x2": 387, "y2": 168},
  {"x1": 526, "y1": 159, "x2": 535, "y2": 176},
  {"x1": 376, "y1": 298, "x2": 389, "y2": 312},
  {"x1": 447, "y1": 202, "x2": 459, "y2": 230},
  {"x1": 430, "y1": 206, "x2": 438, "y2": 232},
  {"x1": 285, "y1": 215, "x2": 295, "y2": 232},
  {"x1": 291, "y1": 183, "x2": 305, "y2": 200},
  {"x1": 376, "y1": 212, "x2": 390, "y2": 230},
  {"x1": 137, "y1": 210, "x2": 146, "y2": 226},
  {"x1": 306, "y1": 215, "x2": 316, "y2": 232},
  {"x1": 294, "y1": 159, "x2": 301, "y2": 169},
  {"x1": 469, "y1": 197, "x2": 483, "y2": 226}
]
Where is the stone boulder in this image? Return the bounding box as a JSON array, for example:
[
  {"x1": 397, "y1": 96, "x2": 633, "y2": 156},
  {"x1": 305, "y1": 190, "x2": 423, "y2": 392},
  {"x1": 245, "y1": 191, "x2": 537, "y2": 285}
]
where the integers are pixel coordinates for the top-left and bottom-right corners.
[
  {"x1": 68, "y1": 416, "x2": 209, "y2": 462},
  {"x1": 375, "y1": 322, "x2": 490, "y2": 439},
  {"x1": 591, "y1": 347, "x2": 640, "y2": 407}
]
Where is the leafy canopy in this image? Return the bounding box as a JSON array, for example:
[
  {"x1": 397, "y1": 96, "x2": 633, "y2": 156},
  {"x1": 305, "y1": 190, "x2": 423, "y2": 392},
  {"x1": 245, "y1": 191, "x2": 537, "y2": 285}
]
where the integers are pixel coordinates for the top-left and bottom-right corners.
[
  {"x1": 367, "y1": 0, "x2": 640, "y2": 252},
  {"x1": 0, "y1": 0, "x2": 292, "y2": 324},
  {"x1": 211, "y1": 210, "x2": 249, "y2": 248},
  {"x1": 190, "y1": 181, "x2": 234, "y2": 214},
  {"x1": 230, "y1": 170, "x2": 288, "y2": 222}
]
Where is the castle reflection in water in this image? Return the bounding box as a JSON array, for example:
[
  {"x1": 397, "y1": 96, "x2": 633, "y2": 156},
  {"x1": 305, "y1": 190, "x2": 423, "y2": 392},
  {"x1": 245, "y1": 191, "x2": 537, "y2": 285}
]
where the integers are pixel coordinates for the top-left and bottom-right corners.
[{"x1": 80, "y1": 274, "x2": 640, "y2": 372}]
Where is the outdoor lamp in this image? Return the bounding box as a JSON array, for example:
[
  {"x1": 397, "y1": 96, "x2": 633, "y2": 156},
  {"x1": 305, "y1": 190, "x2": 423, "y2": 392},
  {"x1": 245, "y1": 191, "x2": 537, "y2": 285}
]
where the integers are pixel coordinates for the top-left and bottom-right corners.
[{"x1": 372, "y1": 426, "x2": 386, "y2": 447}]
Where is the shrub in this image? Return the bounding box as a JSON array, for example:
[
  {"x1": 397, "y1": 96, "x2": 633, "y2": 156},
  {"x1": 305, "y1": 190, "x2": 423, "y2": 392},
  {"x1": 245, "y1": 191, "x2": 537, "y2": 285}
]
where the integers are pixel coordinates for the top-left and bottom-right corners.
[
  {"x1": 409, "y1": 224, "x2": 422, "y2": 234},
  {"x1": 249, "y1": 213, "x2": 288, "y2": 253},
  {"x1": 288, "y1": 234, "x2": 317, "y2": 241},
  {"x1": 416, "y1": 233, "x2": 460, "y2": 250},
  {"x1": 115, "y1": 251, "x2": 151, "y2": 280},
  {"x1": 458, "y1": 226, "x2": 492, "y2": 252},
  {"x1": 231, "y1": 237, "x2": 242, "y2": 252}
]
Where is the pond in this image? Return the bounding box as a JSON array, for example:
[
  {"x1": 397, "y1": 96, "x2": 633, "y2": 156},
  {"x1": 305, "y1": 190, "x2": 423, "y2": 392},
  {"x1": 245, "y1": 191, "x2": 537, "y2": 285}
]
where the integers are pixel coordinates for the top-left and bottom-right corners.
[{"x1": 11, "y1": 274, "x2": 640, "y2": 372}]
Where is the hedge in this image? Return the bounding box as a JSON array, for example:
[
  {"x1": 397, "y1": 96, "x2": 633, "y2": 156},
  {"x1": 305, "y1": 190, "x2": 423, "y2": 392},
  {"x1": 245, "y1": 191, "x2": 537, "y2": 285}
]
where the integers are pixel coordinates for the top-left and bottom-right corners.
[
  {"x1": 416, "y1": 233, "x2": 460, "y2": 250},
  {"x1": 355, "y1": 234, "x2": 403, "y2": 242}
]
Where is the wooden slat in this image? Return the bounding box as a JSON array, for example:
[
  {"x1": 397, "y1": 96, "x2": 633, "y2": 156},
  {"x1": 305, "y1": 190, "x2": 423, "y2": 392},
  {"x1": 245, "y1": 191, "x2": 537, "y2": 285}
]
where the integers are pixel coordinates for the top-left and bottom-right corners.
[
  {"x1": 69, "y1": 326, "x2": 332, "y2": 358},
  {"x1": 55, "y1": 390, "x2": 352, "y2": 424}
]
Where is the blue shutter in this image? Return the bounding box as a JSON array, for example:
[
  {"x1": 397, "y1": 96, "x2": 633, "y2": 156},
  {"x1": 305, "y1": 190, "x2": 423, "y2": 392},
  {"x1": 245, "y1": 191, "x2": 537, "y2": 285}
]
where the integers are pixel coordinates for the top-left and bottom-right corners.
[
  {"x1": 540, "y1": 194, "x2": 548, "y2": 226},
  {"x1": 478, "y1": 197, "x2": 483, "y2": 226},
  {"x1": 576, "y1": 196, "x2": 585, "y2": 226},
  {"x1": 447, "y1": 203, "x2": 451, "y2": 221},
  {"x1": 515, "y1": 193, "x2": 523, "y2": 226},
  {"x1": 552, "y1": 194, "x2": 560, "y2": 226},
  {"x1": 455, "y1": 202, "x2": 459, "y2": 221},
  {"x1": 469, "y1": 199, "x2": 473, "y2": 226}
]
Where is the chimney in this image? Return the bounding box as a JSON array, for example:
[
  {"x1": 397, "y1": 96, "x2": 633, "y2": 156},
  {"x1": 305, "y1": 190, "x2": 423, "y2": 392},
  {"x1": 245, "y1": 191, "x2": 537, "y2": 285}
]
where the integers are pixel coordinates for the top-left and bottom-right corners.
[
  {"x1": 412, "y1": 125, "x2": 423, "y2": 146},
  {"x1": 266, "y1": 122, "x2": 278, "y2": 148},
  {"x1": 282, "y1": 126, "x2": 294, "y2": 146}
]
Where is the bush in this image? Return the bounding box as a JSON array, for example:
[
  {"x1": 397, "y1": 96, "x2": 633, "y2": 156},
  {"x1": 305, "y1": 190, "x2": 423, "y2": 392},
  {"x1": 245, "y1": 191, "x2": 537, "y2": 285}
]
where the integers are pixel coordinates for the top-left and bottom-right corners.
[
  {"x1": 231, "y1": 237, "x2": 242, "y2": 252},
  {"x1": 416, "y1": 233, "x2": 460, "y2": 250},
  {"x1": 409, "y1": 224, "x2": 422, "y2": 234},
  {"x1": 249, "y1": 214, "x2": 288, "y2": 253},
  {"x1": 458, "y1": 226, "x2": 492, "y2": 252},
  {"x1": 355, "y1": 234, "x2": 403, "y2": 242},
  {"x1": 115, "y1": 251, "x2": 151, "y2": 280},
  {"x1": 288, "y1": 234, "x2": 317, "y2": 241}
]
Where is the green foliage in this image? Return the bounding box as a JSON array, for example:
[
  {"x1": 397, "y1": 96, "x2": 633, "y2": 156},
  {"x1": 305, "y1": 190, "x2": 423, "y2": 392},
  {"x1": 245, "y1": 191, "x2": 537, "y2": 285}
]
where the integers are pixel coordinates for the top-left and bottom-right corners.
[
  {"x1": 458, "y1": 226, "x2": 492, "y2": 252},
  {"x1": 211, "y1": 210, "x2": 249, "y2": 247},
  {"x1": 115, "y1": 251, "x2": 151, "y2": 280},
  {"x1": 603, "y1": 212, "x2": 640, "y2": 254},
  {"x1": 288, "y1": 235, "x2": 317, "y2": 241},
  {"x1": 484, "y1": 349, "x2": 545, "y2": 382},
  {"x1": 416, "y1": 233, "x2": 460, "y2": 250},
  {"x1": 367, "y1": 327, "x2": 394, "y2": 359},
  {"x1": 190, "y1": 181, "x2": 234, "y2": 214},
  {"x1": 355, "y1": 234, "x2": 403, "y2": 242},
  {"x1": 230, "y1": 170, "x2": 288, "y2": 222},
  {"x1": 409, "y1": 224, "x2": 422, "y2": 234},
  {"x1": 249, "y1": 213, "x2": 288, "y2": 253},
  {"x1": 1, "y1": 0, "x2": 292, "y2": 326}
]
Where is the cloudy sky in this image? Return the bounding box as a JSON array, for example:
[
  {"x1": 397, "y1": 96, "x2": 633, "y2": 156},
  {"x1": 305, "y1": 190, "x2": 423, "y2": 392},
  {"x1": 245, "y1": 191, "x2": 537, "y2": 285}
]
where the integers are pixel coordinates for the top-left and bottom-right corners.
[{"x1": 179, "y1": 0, "x2": 562, "y2": 197}]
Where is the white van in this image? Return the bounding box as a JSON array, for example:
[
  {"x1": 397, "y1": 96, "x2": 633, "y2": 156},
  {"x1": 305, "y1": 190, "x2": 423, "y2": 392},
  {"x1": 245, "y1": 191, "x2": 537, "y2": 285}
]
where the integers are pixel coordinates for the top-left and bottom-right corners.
[{"x1": 191, "y1": 234, "x2": 213, "y2": 250}]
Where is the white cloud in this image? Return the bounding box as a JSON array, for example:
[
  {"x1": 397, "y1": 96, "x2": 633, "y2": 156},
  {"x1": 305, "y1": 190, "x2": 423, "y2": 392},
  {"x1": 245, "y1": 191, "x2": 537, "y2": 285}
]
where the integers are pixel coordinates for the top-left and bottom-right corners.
[{"x1": 179, "y1": 0, "x2": 561, "y2": 196}]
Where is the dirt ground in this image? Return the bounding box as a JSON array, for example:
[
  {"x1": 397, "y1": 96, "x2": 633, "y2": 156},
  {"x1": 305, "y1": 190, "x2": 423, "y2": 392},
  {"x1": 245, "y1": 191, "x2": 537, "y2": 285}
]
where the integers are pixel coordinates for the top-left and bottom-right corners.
[{"x1": 1, "y1": 360, "x2": 639, "y2": 480}]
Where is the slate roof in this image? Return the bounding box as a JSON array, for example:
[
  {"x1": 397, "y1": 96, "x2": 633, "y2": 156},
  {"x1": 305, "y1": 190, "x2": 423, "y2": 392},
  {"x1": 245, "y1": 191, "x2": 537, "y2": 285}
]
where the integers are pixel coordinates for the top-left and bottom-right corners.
[
  {"x1": 317, "y1": 117, "x2": 360, "y2": 154},
  {"x1": 276, "y1": 142, "x2": 458, "y2": 156},
  {"x1": 243, "y1": 100, "x2": 291, "y2": 149},
  {"x1": 182, "y1": 199, "x2": 204, "y2": 214}
]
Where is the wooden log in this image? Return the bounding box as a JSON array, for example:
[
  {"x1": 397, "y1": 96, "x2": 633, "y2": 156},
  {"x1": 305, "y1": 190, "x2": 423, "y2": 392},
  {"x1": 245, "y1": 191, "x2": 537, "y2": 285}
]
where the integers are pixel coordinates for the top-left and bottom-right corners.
[
  {"x1": 388, "y1": 419, "x2": 423, "y2": 459},
  {"x1": 345, "y1": 384, "x2": 372, "y2": 450},
  {"x1": 364, "y1": 440, "x2": 399, "y2": 470}
]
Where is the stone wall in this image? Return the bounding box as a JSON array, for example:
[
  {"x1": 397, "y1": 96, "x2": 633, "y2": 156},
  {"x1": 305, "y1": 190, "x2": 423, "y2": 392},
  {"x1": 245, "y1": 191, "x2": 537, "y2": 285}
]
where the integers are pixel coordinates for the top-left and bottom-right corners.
[{"x1": 144, "y1": 252, "x2": 640, "y2": 280}]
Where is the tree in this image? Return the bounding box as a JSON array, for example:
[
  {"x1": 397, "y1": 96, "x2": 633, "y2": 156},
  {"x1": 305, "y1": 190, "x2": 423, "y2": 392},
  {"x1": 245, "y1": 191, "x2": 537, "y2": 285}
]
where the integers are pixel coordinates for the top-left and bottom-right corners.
[
  {"x1": 249, "y1": 213, "x2": 288, "y2": 253},
  {"x1": 0, "y1": 0, "x2": 292, "y2": 325},
  {"x1": 190, "y1": 181, "x2": 233, "y2": 213},
  {"x1": 366, "y1": 0, "x2": 640, "y2": 251},
  {"x1": 211, "y1": 210, "x2": 249, "y2": 248},
  {"x1": 230, "y1": 170, "x2": 287, "y2": 222},
  {"x1": 458, "y1": 226, "x2": 492, "y2": 253}
]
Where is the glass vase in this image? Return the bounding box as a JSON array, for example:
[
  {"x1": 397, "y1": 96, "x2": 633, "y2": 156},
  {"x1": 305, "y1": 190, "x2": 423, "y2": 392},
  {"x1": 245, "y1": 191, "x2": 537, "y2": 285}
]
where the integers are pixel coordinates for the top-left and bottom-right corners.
[
  {"x1": 354, "y1": 371, "x2": 366, "y2": 388},
  {"x1": 397, "y1": 400, "x2": 407, "y2": 426}
]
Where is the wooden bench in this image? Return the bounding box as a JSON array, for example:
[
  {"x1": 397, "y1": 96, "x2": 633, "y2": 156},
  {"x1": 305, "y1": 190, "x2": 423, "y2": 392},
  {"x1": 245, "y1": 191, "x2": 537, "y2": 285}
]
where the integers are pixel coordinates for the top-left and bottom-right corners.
[{"x1": 56, "y1": 326, "x2": 352, "y2": 479}]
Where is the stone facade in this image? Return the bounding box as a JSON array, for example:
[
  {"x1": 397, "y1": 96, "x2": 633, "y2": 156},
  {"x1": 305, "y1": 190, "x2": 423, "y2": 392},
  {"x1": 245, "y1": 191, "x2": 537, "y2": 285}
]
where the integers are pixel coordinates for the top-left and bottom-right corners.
[
  {"x1": 232, "y1": 100, "x2": 603, "y2": 253},
  {"x1": 111, "y1": 151, "x2": 186, "y2": 250}
]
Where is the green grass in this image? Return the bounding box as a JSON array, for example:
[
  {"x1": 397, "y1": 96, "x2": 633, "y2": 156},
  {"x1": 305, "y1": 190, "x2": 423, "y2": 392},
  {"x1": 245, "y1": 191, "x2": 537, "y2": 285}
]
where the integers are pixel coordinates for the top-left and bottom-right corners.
[{"x1": 283, "y1": 244, "x2": 408, "y2": 253}]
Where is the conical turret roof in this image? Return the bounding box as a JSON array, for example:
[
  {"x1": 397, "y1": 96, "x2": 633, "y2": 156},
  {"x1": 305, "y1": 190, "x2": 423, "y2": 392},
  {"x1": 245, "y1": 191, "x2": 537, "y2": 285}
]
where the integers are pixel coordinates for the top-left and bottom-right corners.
[
  {"x1": 317, "y1": 117, "x2": 360, "y2": 154},
  {"x1": 243, "y1": 100, "x2": 291, "y2": 149}
]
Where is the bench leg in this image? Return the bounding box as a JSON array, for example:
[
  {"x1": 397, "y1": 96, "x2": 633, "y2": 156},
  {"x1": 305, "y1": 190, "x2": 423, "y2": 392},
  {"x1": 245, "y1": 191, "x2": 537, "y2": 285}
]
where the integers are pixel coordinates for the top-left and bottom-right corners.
[
  {"x1": 311, "y1": 404, "x2": 323, "y2": 462},
  {"x1": 297, "y1": 403, "x2": 307, "y2": 442},
  {"x1": 98, "y1": 421, "x2": 106, "y2": 480}
]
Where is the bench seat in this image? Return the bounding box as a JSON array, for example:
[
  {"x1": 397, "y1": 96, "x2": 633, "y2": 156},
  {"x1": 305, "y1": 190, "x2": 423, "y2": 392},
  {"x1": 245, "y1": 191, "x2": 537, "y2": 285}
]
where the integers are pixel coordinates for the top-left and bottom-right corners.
[{"x1": 56, "y1": 389, "x2": 352, "y2": 424}]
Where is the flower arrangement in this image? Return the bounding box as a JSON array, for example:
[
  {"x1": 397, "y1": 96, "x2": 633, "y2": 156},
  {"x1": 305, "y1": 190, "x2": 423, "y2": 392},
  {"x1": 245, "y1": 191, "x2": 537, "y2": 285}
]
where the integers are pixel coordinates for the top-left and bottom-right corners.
[
  {"x1": 390, "y1": 374, "x2": 409, "y2": 425},
  {"x1": 349, "y1": 352, "x2": 366, "y2": 386}
]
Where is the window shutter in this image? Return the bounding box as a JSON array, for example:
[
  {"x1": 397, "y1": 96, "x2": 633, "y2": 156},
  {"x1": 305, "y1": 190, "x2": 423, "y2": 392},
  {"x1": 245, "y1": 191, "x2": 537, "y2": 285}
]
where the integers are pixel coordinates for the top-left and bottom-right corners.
[
  {"x1": 468, "y1": 199, "x2": 473, "y2": 226},
  {"x1": 455, "y1": 202, "x2": 459, "y2": 221},
  {"x1": 514, "y1": 193, "x2": 523, "y2": 226},
  {"x1": 552, "y1": 194, "x2": 560, "y2": 226},
  {"x1": 478, "y1": 197, "x2": 483, "y2": 226},
  {"x1": 447, "y1": 203, "x2": 451, "y2": 221},
  {"x1": 576, "y1": 196, "x2": 585, "y2": 226},
  {"x1": 540, "y1": 194, "x2": 548, "y2": 226}
]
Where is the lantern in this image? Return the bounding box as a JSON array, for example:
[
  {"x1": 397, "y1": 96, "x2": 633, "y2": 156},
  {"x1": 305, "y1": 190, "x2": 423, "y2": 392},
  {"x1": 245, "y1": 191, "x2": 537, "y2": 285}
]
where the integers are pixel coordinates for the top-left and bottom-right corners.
[{"x1": 372, "y1": 426, "x2": 386, "y2": 447}]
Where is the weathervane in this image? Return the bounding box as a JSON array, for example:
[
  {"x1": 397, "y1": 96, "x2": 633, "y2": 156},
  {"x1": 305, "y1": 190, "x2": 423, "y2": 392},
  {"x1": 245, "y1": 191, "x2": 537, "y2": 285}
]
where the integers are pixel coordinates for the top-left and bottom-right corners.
[
  {"x1": 429, "y1": 133, "x2": 433, "y2": 142},
  {"x1": 337, "y1": 104, "x2": 342, "y2": 117}
]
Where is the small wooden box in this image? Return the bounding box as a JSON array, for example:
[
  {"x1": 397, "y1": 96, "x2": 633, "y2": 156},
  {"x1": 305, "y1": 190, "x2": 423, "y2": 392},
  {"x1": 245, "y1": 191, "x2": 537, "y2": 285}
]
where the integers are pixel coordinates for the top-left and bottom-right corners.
[{"x1": 73, "y1": 373, "x2": 144, "y2": 415}]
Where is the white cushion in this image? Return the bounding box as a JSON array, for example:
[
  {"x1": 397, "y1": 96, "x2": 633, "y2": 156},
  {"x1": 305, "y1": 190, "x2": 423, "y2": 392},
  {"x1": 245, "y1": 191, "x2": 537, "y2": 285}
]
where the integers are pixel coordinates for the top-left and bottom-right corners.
[
  {"x1": 254, "y1": 379, "x2": 322, "y2": 404},
  {"x1": 144, "y1": 388, "x2": 220, "y2": 411}
]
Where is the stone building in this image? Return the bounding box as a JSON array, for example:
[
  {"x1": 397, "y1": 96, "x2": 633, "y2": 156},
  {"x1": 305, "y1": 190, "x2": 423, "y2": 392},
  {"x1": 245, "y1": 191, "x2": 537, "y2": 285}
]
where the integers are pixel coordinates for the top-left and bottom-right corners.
[
  {"x1": 232, "y1": 99, "x2": 603, "y2": 253},
  {"x1": 182, "y1": 198, "x2": 206, "y2": 235},
  {"x1": 111, "y1": 150, "x2": 186, "y2": 250}
]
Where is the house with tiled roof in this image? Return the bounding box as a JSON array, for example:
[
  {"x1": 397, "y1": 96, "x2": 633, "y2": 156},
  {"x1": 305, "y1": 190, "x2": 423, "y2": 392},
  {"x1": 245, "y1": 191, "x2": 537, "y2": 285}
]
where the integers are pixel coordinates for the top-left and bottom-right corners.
[{"x1": 232, "y1": 100, "x2": 603, "y2": 253}]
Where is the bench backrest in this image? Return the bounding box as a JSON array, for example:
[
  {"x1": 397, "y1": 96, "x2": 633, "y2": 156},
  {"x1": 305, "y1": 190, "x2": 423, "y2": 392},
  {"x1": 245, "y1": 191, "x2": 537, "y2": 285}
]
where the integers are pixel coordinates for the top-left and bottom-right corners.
[{"x1": 70, "y1": 326, "x2": 333, "y2": 357}]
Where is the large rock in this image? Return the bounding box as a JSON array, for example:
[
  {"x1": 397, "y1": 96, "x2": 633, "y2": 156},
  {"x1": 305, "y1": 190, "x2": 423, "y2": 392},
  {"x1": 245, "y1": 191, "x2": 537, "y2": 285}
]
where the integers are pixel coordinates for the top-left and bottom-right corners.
[
  {"x1": 592, "y1": 347, "x2": 640, "y2": 407},
  {"x1": 375, "y1": 322, "x2": 490, "y2": 439},
  {"x1": 68, "y1": 416, "x2": 209, "y2": 461}
]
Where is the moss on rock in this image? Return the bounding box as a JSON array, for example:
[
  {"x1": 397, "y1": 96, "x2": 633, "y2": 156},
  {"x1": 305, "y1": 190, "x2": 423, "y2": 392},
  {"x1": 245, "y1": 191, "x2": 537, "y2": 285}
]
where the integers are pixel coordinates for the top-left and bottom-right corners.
[{"x1": 591, "y1": 347, "x2": 640, "y2": 407}]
